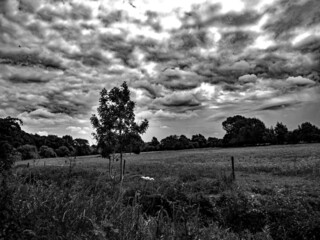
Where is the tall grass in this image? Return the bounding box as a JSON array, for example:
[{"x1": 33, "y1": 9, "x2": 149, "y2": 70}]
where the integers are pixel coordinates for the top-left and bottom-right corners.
[
  {"x1": 0, "y1": 166, "x2": 268, "y2": 240},
  {"x1": 2, "y1": 164, "x2": 320, "y2": 239},
  {"x1": 4, "y1": 144, "x2": 320, "y2": 239}
]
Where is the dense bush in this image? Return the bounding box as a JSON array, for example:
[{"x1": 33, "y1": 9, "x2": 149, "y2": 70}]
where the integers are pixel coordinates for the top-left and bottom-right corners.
[
  {"x1": 17, "y1": 144, "x2": 39, "y2": 160},
  {"x1": 216, "y1": 191, "x2": 267, "y2": 233},
  {"x1": 212, "y1": 191, "x2": 320, "y2": 240},
  {"x1": 39, "y1": 145, "x2": 57, "y2": 158},
  {"x1": 55, "y1": 146, "x2": 71, "y2": 157},
  {"x1": 263, "y1": 195, "x2": 320, "y2": 240}
]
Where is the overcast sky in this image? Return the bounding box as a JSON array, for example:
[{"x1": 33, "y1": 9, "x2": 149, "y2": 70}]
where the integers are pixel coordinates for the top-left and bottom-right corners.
[{"x1": 1, "y1": 0, "x2": 320, "y2": 143}]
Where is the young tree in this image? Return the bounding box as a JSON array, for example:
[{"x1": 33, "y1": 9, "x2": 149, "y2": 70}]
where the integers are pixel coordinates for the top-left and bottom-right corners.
[{"x1": 91, "y1": 82, "x2": 148, "y2": 182}]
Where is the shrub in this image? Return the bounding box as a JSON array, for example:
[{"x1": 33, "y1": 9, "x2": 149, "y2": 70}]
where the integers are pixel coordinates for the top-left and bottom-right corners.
[
  {"x1": 132, "y1": 146, "x2": 141, "y2": 154},
  {"x1": 55, "y1": 146, "x2": 71, "y2": 157},
  {"x1": 17, "y1": 144, "x2": 39, "y2": 160},
  {"x1": 215, "y1": 191, "x2": 267, "y2": 233},
  {"x1": 263, "y1": 195, "x2": 320, "y2": 240},
  {"x1": 39, "y1": 145, "x2": 57, "y2": 158}
]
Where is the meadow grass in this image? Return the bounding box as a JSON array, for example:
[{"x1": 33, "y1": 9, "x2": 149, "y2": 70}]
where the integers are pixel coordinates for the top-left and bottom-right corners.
[{"x1": 4, "y1": 143, "x2": 320, "y2": 239}]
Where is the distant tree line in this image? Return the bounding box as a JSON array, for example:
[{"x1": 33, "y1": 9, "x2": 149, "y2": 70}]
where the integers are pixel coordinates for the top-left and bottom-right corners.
[
  {"x1": 221, "y1": 115, "x2": 320, "y2": 147},
  {"x1": 1, "y1": 115, "x2": 320, "y2": 163},
  {"x1": 143, "y1": 115, "x2": 320, "y2": 151},
  {"x1": 0, "y1": 117, "x2": 97, "y2": 162},
  {"x1": 143, "y1": 134, "x2": 222, "y2": 152}
]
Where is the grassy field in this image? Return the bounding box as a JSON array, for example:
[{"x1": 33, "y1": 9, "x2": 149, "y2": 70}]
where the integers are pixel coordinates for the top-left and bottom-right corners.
[
  {"x1": 5, "y1": 143, "x2": 320, "y2": 239},
  {"x1": 18, "y1": 143, "x2": 320, "y2": 191}
]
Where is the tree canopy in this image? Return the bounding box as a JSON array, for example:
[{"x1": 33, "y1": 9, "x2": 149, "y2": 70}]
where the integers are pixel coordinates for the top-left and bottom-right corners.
[{"x1": 222, "y1": 115, "x2": 266, "y2": 146}]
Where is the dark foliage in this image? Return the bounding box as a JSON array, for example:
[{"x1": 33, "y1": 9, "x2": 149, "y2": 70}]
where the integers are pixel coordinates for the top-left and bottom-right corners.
[
  {"x1": 0, "y1": 116, "x2": 94, "y2": 160},
  {"x1": 0, "y1": 142, "x2": 21, "y2": 172},
  {"x1": 74, "y1": 138, "x2": 91, "y2": 156},
  {"x1": 55, "y1": 146, "x2": 71, "y2": 157},
  {"x1": 221, "y1": 116, "x2": 320, "y2": 148},
  {"x1": 1, "y1": 112, "x2": 320, "y2": 160},
  {"x1": 222, "y1": 115, "x2": 267, "y2": 147},
  {"x1": 274, "y1": 122, "x2": 288, "y2": 144},
  {"x1": 17, "y1": 144, "x2": 39, "y2": 160},
  {"x1": 39, "y1": 145, "x2": 57, "y2": 158},
  {"x1": 143, "y1": 116, "x2": 320, "y2": 151}
]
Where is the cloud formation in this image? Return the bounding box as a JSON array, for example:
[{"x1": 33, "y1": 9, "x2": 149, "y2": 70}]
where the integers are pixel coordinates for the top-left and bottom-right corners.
[{"x1": 0, "y1": 0, "x2": 319, "y2": 142}]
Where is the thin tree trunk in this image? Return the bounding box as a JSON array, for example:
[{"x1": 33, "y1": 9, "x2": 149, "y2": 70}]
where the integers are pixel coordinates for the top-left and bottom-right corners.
[
  {"x1": 119, "y1": 125, "x2": 124, "y2": 183},
  {"x1": 119, "y1": 150, "x2": 123, "y2": 182},
  {"x1": 123, "y1": 159, "x2": 126, "y2": 177},
  {"x1": 108, "y1": 157, "x2": 112, "y2": 179}
]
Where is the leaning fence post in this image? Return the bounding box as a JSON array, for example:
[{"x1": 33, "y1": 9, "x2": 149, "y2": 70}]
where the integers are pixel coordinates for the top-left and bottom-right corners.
[{"x1": 231, "y1": 156, "x2": 235, "y2": 180}]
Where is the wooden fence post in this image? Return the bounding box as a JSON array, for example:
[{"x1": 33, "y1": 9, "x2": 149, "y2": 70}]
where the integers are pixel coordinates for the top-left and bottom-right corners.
[
  {"x1": 231, "y1": 156, "x2": 235, "y2": 180},
  {"x1": 123, "y1": 159, "x2": 126, "y2": 176}
]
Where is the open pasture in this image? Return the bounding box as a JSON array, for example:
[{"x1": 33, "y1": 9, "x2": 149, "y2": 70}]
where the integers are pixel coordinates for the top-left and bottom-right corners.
[
  {"x1": 19, "y1": 143, "x2": 320, "y2": 181},
  {"x1": 17, "y1": 143, "x2": 320, "y2": 198}
]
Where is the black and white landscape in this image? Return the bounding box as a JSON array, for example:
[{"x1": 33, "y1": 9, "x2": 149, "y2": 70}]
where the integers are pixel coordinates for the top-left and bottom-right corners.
[{"x1": 1, "y1": 0, "x2": 320, "y2": 239}]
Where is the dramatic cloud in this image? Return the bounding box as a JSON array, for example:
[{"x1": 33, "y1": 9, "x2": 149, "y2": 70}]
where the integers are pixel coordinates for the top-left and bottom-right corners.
[
  {"x1": 0, "y1": 0, "x2": 319, "y2": 142},
  {"x1": 239, "y1": 74, "x2": 258, "y2": 83},
  {"x1": 0, "y1": 48, "x2": 65, "y2": 70},
  {"x1": 264, "y1": 0, "x2": 320, "y2": 39},
  {"x1": 286, "y1": 76, "x2": 316, "y2": 86}
]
